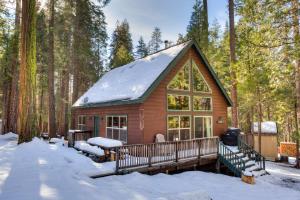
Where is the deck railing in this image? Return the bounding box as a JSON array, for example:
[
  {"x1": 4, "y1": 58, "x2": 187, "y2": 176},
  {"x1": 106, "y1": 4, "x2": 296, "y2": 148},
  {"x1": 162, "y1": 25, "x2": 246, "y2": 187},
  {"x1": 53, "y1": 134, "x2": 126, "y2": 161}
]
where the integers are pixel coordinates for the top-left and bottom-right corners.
[
  {"x1": 115, "y1": 137, "x2": 219, "y2": 173},
  {"x1": 218, "y1": 142, "x2": 246, "y2": 177},
  {"x1": 238, "y1": 137, "x2": 265, "y2": 170}
]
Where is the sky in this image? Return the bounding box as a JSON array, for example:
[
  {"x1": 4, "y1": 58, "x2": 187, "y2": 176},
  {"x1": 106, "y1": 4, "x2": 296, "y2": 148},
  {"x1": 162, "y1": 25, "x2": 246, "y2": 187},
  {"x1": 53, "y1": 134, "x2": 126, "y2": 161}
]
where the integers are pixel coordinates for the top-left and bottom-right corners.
[{"x1": 103, "y1": 0, "x2": 229, "y2": 46}]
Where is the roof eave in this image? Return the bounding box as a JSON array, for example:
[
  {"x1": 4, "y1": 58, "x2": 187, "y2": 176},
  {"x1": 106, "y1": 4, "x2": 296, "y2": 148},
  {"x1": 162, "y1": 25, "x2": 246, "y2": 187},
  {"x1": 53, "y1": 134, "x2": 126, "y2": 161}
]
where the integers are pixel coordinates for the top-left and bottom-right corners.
[{"x1": 72, "y1": 98, "x2": 143, "y2": 109}]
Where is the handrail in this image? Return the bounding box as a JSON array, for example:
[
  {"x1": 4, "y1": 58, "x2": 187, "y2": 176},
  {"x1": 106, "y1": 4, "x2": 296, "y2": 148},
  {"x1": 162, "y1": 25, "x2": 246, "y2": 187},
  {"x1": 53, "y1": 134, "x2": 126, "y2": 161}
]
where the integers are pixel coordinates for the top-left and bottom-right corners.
[
  {"x1": 238, "y1": 136, "x2": 266, "y2": 170},
  {"x1": 218, "y1": 142, "x2": 246, "y2": 177},
  {"x1": 115, "y1": 137, "x2": 219, "y2": 173}
]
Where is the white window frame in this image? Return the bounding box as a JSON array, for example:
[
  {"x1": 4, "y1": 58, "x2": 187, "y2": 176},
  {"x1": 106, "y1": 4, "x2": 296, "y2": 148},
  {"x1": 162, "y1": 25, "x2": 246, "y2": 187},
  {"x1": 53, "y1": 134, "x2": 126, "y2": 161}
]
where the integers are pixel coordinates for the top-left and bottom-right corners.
[
  {"x1": 193, "y1": 96, "x2": 213, "y2": 111},
  {"x1": 194, "y1": 116, "x2": 213, "y2": 138},
  {"x1": 167, "y1": 115, "x2": 191, "y2": 141},
  {"x1": 106, "y1": 115, "x2": 128, "y2": 143},
  {"x1": 78, "y1": 115, "x2": 87, "y2": 130},
  {"x1": 192, "y1": 60, "x2": 212, "y2": 94},
  {"x1": 167, "y1": 94, "x2": 191, "y2": 111},
  {"x1": 167, "y1": 60, "x2": 191, "y2": 92}
]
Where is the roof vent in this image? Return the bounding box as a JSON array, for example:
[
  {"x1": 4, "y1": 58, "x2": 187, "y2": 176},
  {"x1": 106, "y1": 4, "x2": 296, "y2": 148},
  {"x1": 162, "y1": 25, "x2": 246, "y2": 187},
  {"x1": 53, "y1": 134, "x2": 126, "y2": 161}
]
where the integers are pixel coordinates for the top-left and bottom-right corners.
[{"x1": 83, "y1": 97, "x2": 89, "y2": 103}]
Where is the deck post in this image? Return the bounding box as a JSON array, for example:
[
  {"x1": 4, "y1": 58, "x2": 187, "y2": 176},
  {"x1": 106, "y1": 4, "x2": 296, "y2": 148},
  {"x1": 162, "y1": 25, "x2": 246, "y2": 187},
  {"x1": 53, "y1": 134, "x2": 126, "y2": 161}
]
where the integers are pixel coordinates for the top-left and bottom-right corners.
[
  {"x1": 198, "y1": 139, "x2": 201, "y2": 165},
  {"x1": 148, "y1": 144, "x2": 152, "y2": 167},
  {"x1": 175, "y1": 142, "x2": 178, "y2": 162},
  {"x1": 115, "y1": 148, "x2": 119, "y2": 174}
]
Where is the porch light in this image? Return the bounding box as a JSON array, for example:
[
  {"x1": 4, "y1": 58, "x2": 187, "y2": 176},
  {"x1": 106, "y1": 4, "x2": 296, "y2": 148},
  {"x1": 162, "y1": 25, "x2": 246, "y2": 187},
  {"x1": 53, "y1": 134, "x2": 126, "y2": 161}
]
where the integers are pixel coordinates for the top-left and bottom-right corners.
[{"x1": 217, "y1": 117, "x2": 224, "y2": 124}]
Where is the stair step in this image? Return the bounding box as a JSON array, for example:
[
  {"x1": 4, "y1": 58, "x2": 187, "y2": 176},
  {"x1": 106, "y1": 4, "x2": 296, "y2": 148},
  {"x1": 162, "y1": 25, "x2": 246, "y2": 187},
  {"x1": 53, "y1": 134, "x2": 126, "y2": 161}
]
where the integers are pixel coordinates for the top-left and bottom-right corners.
[
  {"x1": 245, "y1": 165, "x2": 259, "y2": 172},
  {"x1": 245, "y1": 160, "x2": 255, "y2": 167}
]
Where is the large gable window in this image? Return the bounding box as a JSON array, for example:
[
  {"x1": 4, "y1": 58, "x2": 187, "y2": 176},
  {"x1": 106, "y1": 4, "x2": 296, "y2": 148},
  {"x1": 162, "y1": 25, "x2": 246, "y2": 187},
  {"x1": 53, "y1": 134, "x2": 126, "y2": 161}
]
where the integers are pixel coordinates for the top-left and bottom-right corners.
[
  {"x1": 167, "y1": 94, "x2": 190, "y2": 111},
  {"x1": 192, "y1": 60, "x2": 211, "y2": 93},
  {"x1": 167, "y1": 115, "x2": 191, "y2": 141},
  {"x1": 193, "y1": 96, "x2": 212, "y2": 111},
  {"x1": 106, "y1": 115, "x2": 127, "y2": 143},
  {"x1": 167, "y1": 61, "x2": 190, "y2": 91}
]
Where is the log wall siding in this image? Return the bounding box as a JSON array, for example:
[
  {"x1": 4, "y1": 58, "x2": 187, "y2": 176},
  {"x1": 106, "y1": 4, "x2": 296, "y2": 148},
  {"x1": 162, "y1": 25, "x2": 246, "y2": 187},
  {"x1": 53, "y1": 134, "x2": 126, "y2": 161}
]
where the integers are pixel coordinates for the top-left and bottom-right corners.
[
  {"x1": 72, "y1": 46, "x2": 229, "y2": 144},
  {"x1": 142, "y1": 47, "x2": 228, "y2": 143}
]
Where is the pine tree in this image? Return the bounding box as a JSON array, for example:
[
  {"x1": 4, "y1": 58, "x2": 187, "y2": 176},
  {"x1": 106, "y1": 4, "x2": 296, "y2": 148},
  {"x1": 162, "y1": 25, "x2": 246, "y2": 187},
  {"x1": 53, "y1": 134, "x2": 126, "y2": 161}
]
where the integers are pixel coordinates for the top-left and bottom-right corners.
[
  {"x1": 186, "y1": 0, "x2": 209, "y2": 52},
  {"x1": 176, "y1": 33, "x2": 186, "y2": 44},
  {"x1": 109, "y1": 20, "x2": 134, "y2": 69},
  {"x1": 1, "y1": 0, "x2": 20, "y2": 134},
  {"x1": 48, "y1": 0, "x2": 56, "y2": 138},
  {"x1": 148, "y1": 27, "x2": 162, "y2": 53},
  {"x1": 18, "y1": 0, "x2": 38, "y2": 143},
  {"x1": 72, "y1": 0, "x2": 108, "y2": 103},
  {"x1": 36, "y1": 9, "x2": 48, "y2": 133},
  {"x1": 136, "y1": 36, "x2": 148, "y2": 58},
  {"x1": 228, "y1": 0, "x2": 239, "y2": 128}
]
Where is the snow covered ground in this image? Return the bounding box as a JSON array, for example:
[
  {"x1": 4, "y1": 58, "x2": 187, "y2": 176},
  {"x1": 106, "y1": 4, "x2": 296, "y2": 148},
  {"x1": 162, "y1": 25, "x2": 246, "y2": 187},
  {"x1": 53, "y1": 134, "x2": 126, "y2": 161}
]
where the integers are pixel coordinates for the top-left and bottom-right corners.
[{"x1": 0, "y1": 133, "x2": 299, "y2": 200}]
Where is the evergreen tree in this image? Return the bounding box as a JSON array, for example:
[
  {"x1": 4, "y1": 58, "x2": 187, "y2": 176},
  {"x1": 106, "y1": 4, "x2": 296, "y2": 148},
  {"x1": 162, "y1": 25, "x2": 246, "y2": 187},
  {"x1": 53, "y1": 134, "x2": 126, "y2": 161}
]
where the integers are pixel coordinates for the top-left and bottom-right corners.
[
  {"x1": 36, "y1": 9, "x2": 48, "y2": 133},
  {"x1": 18, "y1": 0, "x2": 38, "y2": 143},
  {"x1": 48, "y1": 0, "x2": 56, "y2": 138},
  {"x1": 186, "y1": 0, "x2": 209, "y2": 52},
  {"x1": 136, "y1": 36, "x2": 148, "y2": 58},
  {"x1": 109, "y1": 20, "x2": 134, "y2": 68},
  {"x1": 148, "y1": 27, "x2": 162, "y2": 53},
  {"x1": 228, "y1": 0, "x2": 239, "y2": 128},
  {"x1": 72, "y1": 0, "x2": 108, "y2": 104},
  {"x1": 176, "y1": 33, "x2": 186, "y2": 44}
]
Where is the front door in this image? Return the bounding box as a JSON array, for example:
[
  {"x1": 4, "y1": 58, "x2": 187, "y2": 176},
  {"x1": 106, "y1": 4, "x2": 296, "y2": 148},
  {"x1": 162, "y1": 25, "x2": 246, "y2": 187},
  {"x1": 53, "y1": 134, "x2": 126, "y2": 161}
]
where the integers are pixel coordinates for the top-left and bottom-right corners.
[
  {"x1": 194, "y1": 116, "x2": 213, "y2": 138},
  {"x1": 93, "y1": 116, "x2": 100, "y2": 137}
]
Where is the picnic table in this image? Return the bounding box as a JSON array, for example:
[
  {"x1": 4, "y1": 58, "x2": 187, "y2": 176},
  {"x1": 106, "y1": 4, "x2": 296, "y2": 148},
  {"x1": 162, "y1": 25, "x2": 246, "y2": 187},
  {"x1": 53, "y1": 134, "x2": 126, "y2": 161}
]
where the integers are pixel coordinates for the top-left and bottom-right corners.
[{"x1": 87, "y1": 137, "x2": 123, "y2": 161}]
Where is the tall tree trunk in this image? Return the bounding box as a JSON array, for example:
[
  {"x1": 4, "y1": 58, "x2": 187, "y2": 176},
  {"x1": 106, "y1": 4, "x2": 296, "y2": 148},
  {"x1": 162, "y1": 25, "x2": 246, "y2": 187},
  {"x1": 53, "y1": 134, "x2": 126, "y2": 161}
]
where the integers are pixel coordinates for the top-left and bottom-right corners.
[
  {"x1": 48, "y1": 0, "x2": 56, "y2": 138},
  {"x1": 257, "y1": 87, "x2": 263, "y2": 154},
  {"x1": 292, "y1": 0, "x2": 300, "y2": 168},
  {"x1": 228, "y1": 0, "x2": 239, "y2": 127},
  {"x1": 38, "y1": 86, "x2": 44, "y2": 132},
  {"x1": 71, "y1": 0, "x2": 81, "y2": 129},
  {"x1": 18, "y1": 0, "x2": 37, "y2": 143},
  {"x1": 203, "y1": 0, "x2": 208, "y2": 51},
  {"x1": 8, "y1": 0, "x2": 21, "y2": 134}
]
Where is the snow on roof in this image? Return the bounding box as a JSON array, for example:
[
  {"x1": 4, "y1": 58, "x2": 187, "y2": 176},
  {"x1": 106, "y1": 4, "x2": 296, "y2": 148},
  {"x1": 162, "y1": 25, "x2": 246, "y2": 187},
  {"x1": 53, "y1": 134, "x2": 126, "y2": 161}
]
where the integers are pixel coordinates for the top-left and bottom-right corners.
[
  {"x1": 252, "y1": 121, "x2": 278, "y2": 134},
  {"x1": 73, "y1": 42, "x2": 189, "y2": 107}
]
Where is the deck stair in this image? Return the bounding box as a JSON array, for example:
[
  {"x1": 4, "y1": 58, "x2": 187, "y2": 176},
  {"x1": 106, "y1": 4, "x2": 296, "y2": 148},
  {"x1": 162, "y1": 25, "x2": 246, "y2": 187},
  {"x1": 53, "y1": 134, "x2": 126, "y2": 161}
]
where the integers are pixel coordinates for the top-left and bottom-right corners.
[{"x1": 218, "y1": 140, "x2": 267, "y2": 177}]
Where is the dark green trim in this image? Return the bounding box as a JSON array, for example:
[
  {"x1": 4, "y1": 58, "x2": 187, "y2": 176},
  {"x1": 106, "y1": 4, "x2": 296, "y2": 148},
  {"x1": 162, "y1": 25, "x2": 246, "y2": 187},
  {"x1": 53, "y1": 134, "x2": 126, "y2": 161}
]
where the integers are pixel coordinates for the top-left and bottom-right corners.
[{"x1": 73, "y1": 40, "x2": 232, "y2": 109}]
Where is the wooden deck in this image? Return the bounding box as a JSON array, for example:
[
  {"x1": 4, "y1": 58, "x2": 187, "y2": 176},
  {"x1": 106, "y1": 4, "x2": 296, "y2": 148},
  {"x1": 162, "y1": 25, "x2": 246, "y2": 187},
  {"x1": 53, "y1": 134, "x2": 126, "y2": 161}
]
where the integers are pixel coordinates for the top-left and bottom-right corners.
[{"x1": 115, "y1": 137, "x2": 219, "y2": 174}]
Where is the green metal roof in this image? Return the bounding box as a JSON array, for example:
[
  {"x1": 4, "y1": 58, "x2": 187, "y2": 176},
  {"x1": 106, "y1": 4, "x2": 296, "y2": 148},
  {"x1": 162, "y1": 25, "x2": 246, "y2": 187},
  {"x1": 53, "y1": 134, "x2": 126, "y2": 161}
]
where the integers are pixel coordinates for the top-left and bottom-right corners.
[{"x1": 73, "y1": 40, "x2": 232, "y2": 109}]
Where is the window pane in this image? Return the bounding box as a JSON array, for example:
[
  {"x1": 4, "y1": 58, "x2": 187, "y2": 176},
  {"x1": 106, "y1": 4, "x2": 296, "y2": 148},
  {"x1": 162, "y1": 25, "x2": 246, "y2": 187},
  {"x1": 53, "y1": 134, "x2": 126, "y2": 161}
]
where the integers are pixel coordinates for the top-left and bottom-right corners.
[
  {"x1": 168, "y1": 116, "x2": 179, "y2": 128},
  {"x1": 193, "y1": 96, "x2": 211, "y2": 111},
  {"x1": 180, "y1": 129, "x2": 190, "y2": 140},
  {"x1": 120, "y1": 117, "x2": 127, "y2": 129},
  {"x1": 167, "y1": 63, "x2": 190, "y2": 91},
  {"x1": 204, "y1": 117, "x2": 212, "y2": 137},
  {"x1": 107, "y1": 117, "x2": 112, "y2": 127},
  {"x1": 192, "y1": 61, "x2": 211, "y2": 93},
  {"x1": 113, "y1": 117, "x2": 119, "y2": 128},
  {"x1": 82, "y1": 116, "x2": 86, "y2": 124},
  {"x1": 195, "y1": 117, "x2": 204, "y2": 138},
  {"x1": 120, "y1": 130, "x2": 127, "y2": 143},
  {"x1": 167, "y1": 94, "x2": 189, "y2": 110},
  {"x1": 168, "y1": 130, "x2": 179, "y2": 141},
  {"x1": 180, "y1": 116, "x2": 190, "y2": 128},
  {"x1": 113, "y1": 129, "x2": 119, "y2": 140},
  {"x1": 107, "y1": 128, "x2": 113, "y2": 139}
]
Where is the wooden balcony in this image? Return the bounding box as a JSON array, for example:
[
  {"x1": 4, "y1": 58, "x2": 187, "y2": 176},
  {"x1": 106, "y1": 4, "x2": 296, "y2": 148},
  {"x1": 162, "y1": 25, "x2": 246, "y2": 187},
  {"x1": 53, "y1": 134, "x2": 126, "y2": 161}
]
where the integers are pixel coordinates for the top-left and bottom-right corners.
[{"x1": 115, "y1": 137, "x2": 219, "y2": 174}]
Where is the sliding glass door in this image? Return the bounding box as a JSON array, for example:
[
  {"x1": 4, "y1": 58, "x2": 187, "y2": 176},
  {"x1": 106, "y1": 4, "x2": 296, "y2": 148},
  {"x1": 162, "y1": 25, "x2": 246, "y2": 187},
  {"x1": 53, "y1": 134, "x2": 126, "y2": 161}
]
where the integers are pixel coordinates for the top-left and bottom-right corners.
[{"x1": 194, "y1": 116, "x2": 212, "y2": 138}]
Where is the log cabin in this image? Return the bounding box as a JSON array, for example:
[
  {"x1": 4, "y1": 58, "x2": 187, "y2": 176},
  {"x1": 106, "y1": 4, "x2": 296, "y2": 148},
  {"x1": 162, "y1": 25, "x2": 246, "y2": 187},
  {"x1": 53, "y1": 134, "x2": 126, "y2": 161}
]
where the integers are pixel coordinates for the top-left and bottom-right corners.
[{"x1": 72, "y1": 40, "x2": 232, "y2": 144}]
